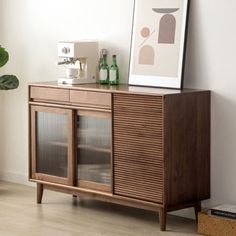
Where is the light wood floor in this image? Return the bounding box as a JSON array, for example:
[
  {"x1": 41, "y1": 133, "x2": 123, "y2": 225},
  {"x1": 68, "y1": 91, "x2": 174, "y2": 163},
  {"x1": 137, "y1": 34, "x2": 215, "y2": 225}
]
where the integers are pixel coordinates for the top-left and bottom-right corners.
[{"x1": 0, "y1": 181, "x2": 199, "y2": 236}]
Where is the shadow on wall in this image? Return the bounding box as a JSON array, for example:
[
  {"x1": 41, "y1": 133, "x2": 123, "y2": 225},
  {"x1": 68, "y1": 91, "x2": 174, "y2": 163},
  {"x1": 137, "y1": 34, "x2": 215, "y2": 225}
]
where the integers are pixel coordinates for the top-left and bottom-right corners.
[
  {"x1": 182, "y1": 0, "x2": 236, "y2": 213},
  {"x1": 183, "y1": 1, "x2": 210, "y2": 89},
  {"x1": 210, "y1": 91, "x2": 236, "y2": 204},
  {"x1": 184, "y1": 5, "x2": 236, "y2": 204}
]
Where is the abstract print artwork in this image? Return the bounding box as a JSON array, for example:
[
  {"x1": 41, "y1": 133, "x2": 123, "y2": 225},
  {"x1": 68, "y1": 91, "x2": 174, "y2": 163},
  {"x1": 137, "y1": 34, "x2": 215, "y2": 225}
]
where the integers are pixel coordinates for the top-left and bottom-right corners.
[{"x1": 129, "y1": 0, "x2": 190, "y2": 89}]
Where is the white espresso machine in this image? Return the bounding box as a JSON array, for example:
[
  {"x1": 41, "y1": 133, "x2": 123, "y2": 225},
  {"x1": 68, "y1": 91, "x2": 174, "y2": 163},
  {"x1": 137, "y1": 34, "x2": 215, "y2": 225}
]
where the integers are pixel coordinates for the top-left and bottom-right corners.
[{"x1": 57, "y1": 41, "x2": 98, "y2": 84}]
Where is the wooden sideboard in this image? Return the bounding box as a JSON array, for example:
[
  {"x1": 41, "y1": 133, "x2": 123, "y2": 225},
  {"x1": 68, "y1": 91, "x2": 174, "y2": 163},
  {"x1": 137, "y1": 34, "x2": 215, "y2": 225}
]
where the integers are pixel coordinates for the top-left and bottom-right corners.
[{"x1": 28, "y1": 82, "x2": 210, "y2": 231}]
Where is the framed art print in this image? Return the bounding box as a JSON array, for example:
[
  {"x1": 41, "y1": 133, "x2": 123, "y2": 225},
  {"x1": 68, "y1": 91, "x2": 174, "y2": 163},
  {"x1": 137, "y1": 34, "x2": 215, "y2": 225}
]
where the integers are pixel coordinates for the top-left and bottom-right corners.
[{"x1": 129, "y1": 0, "x2": 190, "y2": 89}]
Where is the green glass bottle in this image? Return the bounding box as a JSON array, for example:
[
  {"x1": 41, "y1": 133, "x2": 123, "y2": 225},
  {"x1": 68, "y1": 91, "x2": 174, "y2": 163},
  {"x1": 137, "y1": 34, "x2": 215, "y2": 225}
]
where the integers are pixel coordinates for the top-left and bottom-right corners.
[
  {"x1": 98, "y1": 49, "x2": 108, "y2": 70},
  {"x1": 109, "y1": 55, "x2": 119, "y2": 85},
  {"x1": 99, "y1": 54, "x2": 109, "y2": 85}
]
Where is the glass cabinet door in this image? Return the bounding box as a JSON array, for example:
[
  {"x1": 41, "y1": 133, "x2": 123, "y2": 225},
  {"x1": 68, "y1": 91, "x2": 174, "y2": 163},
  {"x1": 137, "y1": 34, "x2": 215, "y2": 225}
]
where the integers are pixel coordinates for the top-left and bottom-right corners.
[
  {"x1": 76, "y1": 110, "x2": 112, "y2": 192},
  {"x1": 30, "y1": 105, "x2": 73, "y2": 185}
]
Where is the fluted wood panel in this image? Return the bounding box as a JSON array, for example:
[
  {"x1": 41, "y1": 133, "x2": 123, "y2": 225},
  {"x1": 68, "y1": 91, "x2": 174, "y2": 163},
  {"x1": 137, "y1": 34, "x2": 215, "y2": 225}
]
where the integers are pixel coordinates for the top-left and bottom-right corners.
[{"x1": 113, "y1": 94, "x2": 164, "y2": 203}]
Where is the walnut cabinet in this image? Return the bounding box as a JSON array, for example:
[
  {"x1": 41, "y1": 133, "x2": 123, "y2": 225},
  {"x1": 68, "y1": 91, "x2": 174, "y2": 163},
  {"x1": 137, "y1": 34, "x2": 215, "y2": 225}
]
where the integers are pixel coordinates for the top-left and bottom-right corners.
[{"x1": 29, "y1": 82, "x2": 210, "y2": 231}]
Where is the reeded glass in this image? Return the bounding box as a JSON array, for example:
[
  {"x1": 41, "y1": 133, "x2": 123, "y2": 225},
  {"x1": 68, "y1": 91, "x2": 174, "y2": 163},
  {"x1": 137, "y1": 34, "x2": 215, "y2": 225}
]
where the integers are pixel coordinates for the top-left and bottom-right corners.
[
  {"x1": 36, "y1": 112, "x2": 68, "y2": 177},
  {"x1": 77, "y1": 115, "x2": 111, "y2": 184}
]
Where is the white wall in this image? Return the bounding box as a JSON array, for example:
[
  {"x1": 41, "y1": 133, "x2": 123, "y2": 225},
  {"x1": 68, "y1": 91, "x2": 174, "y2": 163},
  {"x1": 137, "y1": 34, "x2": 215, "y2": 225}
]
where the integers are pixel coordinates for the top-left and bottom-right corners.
[
  {"x1": 174, "y1": 0, "x2": 236, "y2": 218},
  {"x1": 1, "y1": 0, "x2": 236, "y2": 218},
  {"x1": 0, "y1": 0, "x2": 5, "y2": 180},
  {"x1": 187, "y1": 0, "x2": 236, "y2": 202},
  {"x1": 0, "y1": 0, "x2": 134, "y2": 182}
]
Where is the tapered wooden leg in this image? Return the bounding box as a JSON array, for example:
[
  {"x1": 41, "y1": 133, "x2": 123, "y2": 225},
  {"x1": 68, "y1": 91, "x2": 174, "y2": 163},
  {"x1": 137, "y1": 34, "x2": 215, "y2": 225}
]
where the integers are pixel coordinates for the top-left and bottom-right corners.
[
  {"x1": 194, "y1": 202, "x2": 202, "y2": 222},
  {"x1": 159, "y1": 208, "x2": 167, "y2": 231},
  {"x1": 37, "y1": 183, "x2": 44, "y2": 204}
]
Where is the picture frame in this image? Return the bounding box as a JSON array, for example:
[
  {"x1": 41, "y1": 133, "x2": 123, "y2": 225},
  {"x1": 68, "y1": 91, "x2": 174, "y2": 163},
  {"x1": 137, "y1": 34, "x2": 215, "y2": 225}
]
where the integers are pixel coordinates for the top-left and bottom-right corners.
[{"x1": 128, "y1": 0, "x2": 190, "y2": 89}]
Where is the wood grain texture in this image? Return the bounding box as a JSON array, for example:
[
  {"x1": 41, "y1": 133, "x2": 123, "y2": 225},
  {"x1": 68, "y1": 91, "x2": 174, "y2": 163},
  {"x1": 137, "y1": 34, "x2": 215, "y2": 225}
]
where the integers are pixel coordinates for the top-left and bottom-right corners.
[
  {"x1": 164, "y1": 91, "x2": 210, "y2": 206},
  {"x1": 76, "y1": 109, "x2": 112, "y2": 192},
  {"x1": 78, "y1": 180, "x2": 111, "y2": 193},
  {"x1": 159, "y1": 207, "x2": 167, "y2": 231},
  {"x1": 70, "y1": 90, "x2": 111, "y2": 108},
  {"x1": 30, "y1": 105, "x2": 74, "y2": 186},
  {"x1": 29, "y1": 81, "x2": 206, "y2": 96},
  {"x1": 37, "y1": 183, "x2": 44, "y2": 204},
  {"x1": 28, "y1": 83, "x2": 211, "y2": 232},
  {"x1": 28, "y1": 87, "x2": 32, "y2": 180},
  {"x1": 0, "y1": 181, "x2": 200, "y2": 236},
  {"x1": 35, "y1": 173, "x2": 68, "y2": 185},
  {"x1": 31, "y1": 179, "x2": 163, "y2": 212},
  {"x1": 113, "y1": 94, "x2": 164, "y2": 203},
  {"x1": 29, "y1": 101, "x2": 111, "y2": 113},
  {"x1": 30, "y1": 86, "x2": 70, "y2": 102},
  {"x1": 30, "y1": 106, "x2": 37, "y2": 179},
  {"x1": 67, "y1": 110, "x2": 74, "y2": 186}
]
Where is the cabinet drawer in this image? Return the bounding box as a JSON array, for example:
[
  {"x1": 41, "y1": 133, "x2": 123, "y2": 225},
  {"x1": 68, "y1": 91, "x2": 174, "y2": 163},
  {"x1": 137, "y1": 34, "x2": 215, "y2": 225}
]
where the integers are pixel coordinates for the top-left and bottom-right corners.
[
  {"x1": 30, "y1": 86, "x2": 70, "y2": 102},
  {"x1": 70, "y1": 90, "x2": 111, "y2": 108}
]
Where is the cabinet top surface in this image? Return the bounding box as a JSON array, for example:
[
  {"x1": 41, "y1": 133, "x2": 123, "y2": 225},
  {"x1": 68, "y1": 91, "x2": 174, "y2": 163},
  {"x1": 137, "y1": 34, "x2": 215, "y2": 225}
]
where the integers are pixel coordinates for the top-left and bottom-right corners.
[{"x1": 29, "y1": 81, "x2": 209, "y2": 96}]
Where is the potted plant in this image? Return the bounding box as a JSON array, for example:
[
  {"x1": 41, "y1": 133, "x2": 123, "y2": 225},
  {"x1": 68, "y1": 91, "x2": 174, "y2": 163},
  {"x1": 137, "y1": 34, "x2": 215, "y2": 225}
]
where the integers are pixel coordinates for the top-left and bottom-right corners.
[{"x1": 0, "y1": 45, "x2": 19, "y2": 90}]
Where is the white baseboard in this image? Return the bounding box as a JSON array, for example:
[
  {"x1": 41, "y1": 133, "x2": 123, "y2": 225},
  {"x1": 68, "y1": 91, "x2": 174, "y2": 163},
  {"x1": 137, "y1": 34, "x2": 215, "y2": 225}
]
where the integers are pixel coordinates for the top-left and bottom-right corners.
[{"x1": 0, "y1": 170, "x2": 34, "y2": 187}]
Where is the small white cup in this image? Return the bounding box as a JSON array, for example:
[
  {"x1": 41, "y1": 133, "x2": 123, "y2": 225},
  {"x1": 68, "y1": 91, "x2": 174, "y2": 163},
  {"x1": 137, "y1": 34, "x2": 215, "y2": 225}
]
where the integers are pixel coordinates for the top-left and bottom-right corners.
[{"x1": 66, "y1": 68, "x2": 78, "y2": 78}]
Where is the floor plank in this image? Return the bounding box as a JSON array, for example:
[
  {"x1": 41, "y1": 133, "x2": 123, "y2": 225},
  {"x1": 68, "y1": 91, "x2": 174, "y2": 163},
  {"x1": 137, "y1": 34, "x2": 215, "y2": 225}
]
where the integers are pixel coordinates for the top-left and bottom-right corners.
[{"x1": 0, "y1": 181, "x2": 198, "y2": 236}]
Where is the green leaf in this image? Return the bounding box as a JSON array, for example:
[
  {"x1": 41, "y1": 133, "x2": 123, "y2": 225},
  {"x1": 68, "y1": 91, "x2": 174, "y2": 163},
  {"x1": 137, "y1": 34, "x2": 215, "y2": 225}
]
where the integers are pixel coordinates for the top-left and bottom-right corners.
[
  {"x1": 0, "y1": 46, "x2": 9, "y2": 68},
  {"x1": 0, "y1": 75, "x2": 19, "y2": 90}
]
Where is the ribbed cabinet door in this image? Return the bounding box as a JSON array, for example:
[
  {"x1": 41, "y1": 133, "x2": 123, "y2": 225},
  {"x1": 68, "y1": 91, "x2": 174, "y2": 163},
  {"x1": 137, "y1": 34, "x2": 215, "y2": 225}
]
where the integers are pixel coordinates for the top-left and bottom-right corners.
[{"x1": 113, "y1": 94, "x2": 164, "y2": 203}]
